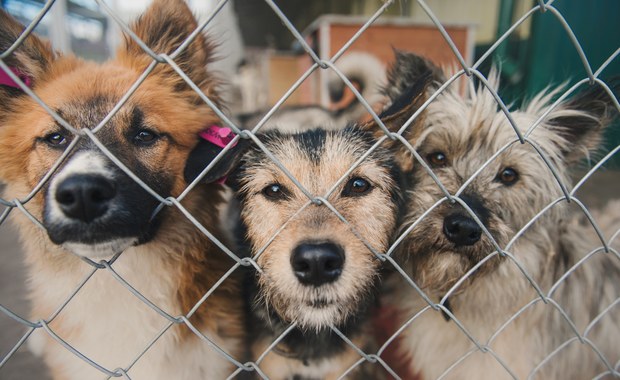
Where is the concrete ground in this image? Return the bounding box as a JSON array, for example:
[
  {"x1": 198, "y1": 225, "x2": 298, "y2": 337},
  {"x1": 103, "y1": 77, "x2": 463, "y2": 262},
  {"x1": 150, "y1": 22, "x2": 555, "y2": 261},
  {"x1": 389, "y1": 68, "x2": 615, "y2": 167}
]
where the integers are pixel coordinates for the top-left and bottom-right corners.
[{"x1": 0, "y1": 169, "x2": 618, "y2": 380}]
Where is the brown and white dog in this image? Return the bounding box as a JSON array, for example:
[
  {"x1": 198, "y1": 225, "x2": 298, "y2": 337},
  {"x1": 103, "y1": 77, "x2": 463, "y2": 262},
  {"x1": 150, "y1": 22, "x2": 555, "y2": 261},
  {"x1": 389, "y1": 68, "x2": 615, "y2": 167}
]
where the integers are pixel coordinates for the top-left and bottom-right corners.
[
  {"x1": 372, "y1": 52, "x2": 620, "y2": 379},
  {"x1": 0, "y1": 1, "x2": 245, "y2": 379}
]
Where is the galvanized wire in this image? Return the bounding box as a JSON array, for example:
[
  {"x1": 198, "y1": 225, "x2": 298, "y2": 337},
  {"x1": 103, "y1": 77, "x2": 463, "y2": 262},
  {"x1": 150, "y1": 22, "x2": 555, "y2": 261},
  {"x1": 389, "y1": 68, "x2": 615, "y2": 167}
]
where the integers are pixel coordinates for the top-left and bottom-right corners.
[{"x1": 1, "y1": 0, "x2": 619, "y2": 379}]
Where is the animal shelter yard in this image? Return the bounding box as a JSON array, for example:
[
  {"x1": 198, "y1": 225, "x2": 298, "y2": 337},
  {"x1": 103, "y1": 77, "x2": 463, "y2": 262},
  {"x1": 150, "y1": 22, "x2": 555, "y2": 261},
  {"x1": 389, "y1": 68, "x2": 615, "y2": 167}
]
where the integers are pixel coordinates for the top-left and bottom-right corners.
[{"x1": 1, "y1": 0, "x2": 619, "y2": 379}]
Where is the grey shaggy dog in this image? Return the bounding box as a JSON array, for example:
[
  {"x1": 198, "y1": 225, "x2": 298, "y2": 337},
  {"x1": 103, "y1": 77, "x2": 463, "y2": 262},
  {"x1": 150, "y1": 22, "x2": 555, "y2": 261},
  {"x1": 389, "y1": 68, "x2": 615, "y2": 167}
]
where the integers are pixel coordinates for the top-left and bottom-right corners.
[{"x1": 372, "y1": 52, "x2": 620, "y2": 379}]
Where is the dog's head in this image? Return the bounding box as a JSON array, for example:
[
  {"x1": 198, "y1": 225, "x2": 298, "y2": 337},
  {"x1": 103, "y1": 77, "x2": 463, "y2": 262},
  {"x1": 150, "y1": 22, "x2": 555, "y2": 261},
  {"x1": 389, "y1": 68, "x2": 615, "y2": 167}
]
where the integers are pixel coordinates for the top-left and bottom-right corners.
[
  {"x1": 0, "y1": 0, "x2": 241, "y2": 259},
  {"x1": 233, "y1": 127, "x2": 402, "y2": 330},
  {"x1": 371, "y1": 51, "x2": 619, "y2": 294}
]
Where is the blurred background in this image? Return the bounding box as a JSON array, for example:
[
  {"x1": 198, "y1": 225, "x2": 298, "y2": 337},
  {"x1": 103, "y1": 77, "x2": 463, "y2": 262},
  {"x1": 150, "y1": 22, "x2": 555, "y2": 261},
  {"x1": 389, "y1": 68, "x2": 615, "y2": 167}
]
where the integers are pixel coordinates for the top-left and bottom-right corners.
[
  {"x1": 1, "y1": 0, "x2": 619, "y2": 379},
  {"x1": 3, "y1": 0, "x2": 619, "y2": 117}
]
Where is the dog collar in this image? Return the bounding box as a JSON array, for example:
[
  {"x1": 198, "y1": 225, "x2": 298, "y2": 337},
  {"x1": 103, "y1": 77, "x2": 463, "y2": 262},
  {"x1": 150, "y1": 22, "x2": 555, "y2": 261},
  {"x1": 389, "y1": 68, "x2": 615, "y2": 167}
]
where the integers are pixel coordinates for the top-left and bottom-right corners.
[
  {"x1": 199, "y1": 125, "x2": 237, "y2": 148},
  {"x1": 198, "y1": 125, "x2": 237, "y2": 184},
  {"x1": 0, "y1": 67, "x2": 31, "y2": 89}
]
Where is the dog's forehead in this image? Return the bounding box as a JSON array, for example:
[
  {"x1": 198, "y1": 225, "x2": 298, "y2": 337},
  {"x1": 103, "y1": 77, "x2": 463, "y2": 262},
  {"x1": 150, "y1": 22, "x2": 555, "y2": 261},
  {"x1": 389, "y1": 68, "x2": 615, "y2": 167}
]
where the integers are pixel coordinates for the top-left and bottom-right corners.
[
  {"x1": 246, "y1": 128, "x2": 389, "y2": 190},
  {"x1": 278, "y1": 129, "x2": 380, "y2": 167},
  {"x1": 38, "y1": 62, "x2": 134, "y2": 107},
  {"x1": 53, "y1": 95, "x2": 118, "y2": 129},
  {"x1": 31, "y1": 61, "x2": 216, "y2": 145},
  {"x1": 422, "y1": 98, "x2": 548, "y2": 162}
]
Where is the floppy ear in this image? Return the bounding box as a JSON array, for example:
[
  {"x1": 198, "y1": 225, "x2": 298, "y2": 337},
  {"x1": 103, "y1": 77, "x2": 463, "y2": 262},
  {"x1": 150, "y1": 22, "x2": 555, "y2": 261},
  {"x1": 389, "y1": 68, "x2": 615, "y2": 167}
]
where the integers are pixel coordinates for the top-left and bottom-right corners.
[
  {"x1": 361, "y1": 51, "x2": 442, "y2": 172},
  {"x1": 117, "y1": 0, "x2": 218, "y2": 102},
  {"x1": 184, "y1": 138, "x2": 251, "y2": 185},
  {"x1": 548, "y1": 79, "x2": 619, "y2": 163},
  {"x1": 0, "y1": 9, "x2": 55, "y2": 116}
]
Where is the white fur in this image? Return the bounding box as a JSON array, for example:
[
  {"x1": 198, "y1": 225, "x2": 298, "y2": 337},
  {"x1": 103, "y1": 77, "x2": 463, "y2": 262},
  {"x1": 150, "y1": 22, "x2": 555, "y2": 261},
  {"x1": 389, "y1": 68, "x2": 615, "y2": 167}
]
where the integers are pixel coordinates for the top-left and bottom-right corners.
[
  {"x1": 62, "y1": 238, "x2": 137, "y2": 259},
  {"x1": 21, "y1": 234, "x2": 237, "y2": 380}
]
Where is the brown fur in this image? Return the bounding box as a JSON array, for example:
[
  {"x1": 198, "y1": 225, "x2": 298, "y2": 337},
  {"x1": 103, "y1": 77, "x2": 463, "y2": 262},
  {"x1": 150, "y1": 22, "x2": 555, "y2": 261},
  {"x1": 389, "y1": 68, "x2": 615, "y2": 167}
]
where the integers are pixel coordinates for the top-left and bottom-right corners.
[{"x1": 0, "y1": 1, "x2": 243, "y2": 378}]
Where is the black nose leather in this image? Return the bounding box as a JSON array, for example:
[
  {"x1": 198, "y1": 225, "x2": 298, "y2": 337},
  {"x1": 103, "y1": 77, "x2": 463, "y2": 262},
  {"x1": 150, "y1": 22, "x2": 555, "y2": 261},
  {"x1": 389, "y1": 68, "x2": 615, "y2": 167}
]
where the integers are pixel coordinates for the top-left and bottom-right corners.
[
  {"x1": 55, "y1": 175, "x2": 116, "y2": 222},
  {"x1": 443, "y1": 213, "x2": 482, "y2": 246},
  {"x1": 291, "y1": 242, "x2": 345, "y2": 286}
]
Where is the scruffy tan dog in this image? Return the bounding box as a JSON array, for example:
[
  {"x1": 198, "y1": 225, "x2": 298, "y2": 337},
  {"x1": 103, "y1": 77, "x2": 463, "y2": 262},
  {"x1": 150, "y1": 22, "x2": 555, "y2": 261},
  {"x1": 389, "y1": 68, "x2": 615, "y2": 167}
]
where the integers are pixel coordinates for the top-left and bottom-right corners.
[
  {"x1": 372, "y1": 52, "x2": 620, "y2": 379},
  {"x1": 229, "y1": 127, "x2": 405, "y2": 379},
  {"x1": 0, "y1": 1, "x2": 245, "y2": 379}
]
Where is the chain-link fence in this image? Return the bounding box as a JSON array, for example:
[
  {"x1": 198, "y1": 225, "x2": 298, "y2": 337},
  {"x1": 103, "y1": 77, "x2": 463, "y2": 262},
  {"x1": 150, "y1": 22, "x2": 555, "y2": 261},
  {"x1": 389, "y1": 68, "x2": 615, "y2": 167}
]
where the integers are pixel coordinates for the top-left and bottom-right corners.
[{"x1": 1, "y1": 0, "x2": 619, "y2": 379}]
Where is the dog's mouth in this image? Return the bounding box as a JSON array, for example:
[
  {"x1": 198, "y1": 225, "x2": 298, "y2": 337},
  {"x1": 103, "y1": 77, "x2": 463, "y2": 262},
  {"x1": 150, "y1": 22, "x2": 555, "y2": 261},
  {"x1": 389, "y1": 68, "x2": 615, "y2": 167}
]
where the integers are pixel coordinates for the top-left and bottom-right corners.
[
  {"x1": 305, "y1": 298, "x2": 334, "y2": 309},
  {"x1": 406, "y1": 213, "x2": 501, "y2": 259},
  {"x1": 43, "y1": 166, "x2": 166, "y2": 258},
  {"x1": 62, "y1": 238, "x2": 138, "y2": 259},
  {"x1": 45, "y1": 213, "x2": 162, "y2": 258}
]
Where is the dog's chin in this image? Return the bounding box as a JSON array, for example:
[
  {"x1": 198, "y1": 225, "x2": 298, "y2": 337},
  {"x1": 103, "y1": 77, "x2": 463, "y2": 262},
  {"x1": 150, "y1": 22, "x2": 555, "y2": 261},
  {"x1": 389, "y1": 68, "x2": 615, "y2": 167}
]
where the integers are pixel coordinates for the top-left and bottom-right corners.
[
  {"x1": 62, "y1": 238, "x2": 138, "y2": 259},
  {"x1": 411, "y1": 242, "x2": 502, "y2": 295},
  {"x1": 44, "y1": 215, "x2": 161, "y2": 259},
  {"x1": 271, "y1": 289, "x2": 367, "y2": 331},
  {"x1": 261, "y1": 272, "x2": 377, "y2": 331},
  {"x1": 412, "y1": 251, "x2": 473, "y2": 295},
  {"x1": 287, "y1": 301, "x2": 348, "y2": 331}
]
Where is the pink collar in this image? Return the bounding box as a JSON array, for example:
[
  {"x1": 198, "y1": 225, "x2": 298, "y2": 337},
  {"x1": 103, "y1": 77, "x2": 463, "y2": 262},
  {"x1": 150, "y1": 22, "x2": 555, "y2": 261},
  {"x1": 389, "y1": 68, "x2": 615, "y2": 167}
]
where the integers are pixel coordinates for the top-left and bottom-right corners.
[
  {"x1": 0, "y1": 67, "x2": 31, "y2": 88},
  {"x1": 199, "y1": 125, "x2": 238, "y2": 184},
  {"x1": 199, "y1": 125, "x2": 237, "y2": 148}
]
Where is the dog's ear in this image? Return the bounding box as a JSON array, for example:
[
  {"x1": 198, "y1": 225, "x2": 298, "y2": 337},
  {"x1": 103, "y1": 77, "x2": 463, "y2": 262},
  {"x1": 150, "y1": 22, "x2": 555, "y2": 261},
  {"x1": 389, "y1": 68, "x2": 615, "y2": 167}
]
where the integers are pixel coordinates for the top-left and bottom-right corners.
[
  {"x1": 548, "y1": 79, "x2": 619, "y2": 163},
  {"x1": 361, "y1": 51, "x2": 441, "y2": 172},
  {"x1": 184, "y1": 138, "x2": 251, "y2": 185},
  {"x1": 383, "y1": 50, "x2": 445, "y2": 103},
  {"x1": 117, "y1": 0, "x2": 217, "y2": 101},
  {"x1": 0, "y1": 9, "x2": 55, "y2": 114}
]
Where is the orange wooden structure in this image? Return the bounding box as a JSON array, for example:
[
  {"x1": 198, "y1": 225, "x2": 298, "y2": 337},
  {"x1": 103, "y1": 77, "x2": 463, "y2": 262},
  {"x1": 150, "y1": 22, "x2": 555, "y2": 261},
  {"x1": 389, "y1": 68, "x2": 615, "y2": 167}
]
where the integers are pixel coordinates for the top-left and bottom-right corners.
[{"x1": 264, "y1": 15, "x2": 475, "y2": 108}]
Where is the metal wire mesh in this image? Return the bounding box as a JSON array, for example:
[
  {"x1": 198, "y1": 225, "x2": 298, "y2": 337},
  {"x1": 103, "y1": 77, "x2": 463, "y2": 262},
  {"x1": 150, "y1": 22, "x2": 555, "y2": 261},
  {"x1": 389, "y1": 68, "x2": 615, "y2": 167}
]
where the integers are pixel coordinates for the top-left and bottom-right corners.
[{"x1": 1, "y1": 0, "x2": 619, "y2": 379}]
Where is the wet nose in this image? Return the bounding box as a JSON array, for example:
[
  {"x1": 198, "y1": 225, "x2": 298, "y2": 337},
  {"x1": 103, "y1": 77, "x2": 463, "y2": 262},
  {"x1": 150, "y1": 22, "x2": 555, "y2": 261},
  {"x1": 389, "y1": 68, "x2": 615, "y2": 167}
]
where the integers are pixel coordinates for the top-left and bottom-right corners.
[
  {"x1": 55, "y1": 175, "x2": 116, "y2": 223},
  {"x1": 291, "y1": 242, "x2": 345, "y2": 286},
  {"x1": 443, "y1": 213, "x2": 482, "y2": 246}
]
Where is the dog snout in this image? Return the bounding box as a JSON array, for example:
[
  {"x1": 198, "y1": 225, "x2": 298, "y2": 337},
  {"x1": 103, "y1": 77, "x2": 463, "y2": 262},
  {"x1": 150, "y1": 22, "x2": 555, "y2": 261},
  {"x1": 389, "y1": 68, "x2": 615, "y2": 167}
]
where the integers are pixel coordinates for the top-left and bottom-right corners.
[
  {"x1": 291, "y1": 242, "x2": 345, "y2": 286},
  {"x1": 55, "y1": 175, "x2": 116, "y2": 223},
  {"x1": 443, "y1": 213, "x2": 482, "y2": 246}
]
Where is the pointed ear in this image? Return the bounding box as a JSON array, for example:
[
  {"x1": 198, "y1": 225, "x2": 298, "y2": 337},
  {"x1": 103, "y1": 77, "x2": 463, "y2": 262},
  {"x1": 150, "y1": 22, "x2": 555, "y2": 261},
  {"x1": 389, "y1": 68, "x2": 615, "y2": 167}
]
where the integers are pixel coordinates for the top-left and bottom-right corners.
[
  {"x1": 0, "y1": 9, "x2": 55, "y2": 113},
  {"x1": 548, "y1": 79, "x2": 619, "y2": 163},
  {"x1": 382, "y1": 50, "x2": 445, "y2": 103},
  {"x1": 184, "y1": 138, "x2": 251, "y2": 185},
  {"x1": 118, "y1": 0, "x2": 216, "y2": 98},
  {"x1": 361, "y1": 51, "x2": 441, "y2": 172}
]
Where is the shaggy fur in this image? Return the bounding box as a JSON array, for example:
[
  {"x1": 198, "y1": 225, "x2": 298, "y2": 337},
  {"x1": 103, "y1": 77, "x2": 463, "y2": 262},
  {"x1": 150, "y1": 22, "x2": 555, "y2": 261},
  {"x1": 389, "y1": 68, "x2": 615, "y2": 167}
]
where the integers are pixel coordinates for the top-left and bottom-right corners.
[
  {"x1": 231, "y1": 127, "x2": 404, "y2": 379},
  {"x1": 373, "y1": 52, "x2": 620, "y2": 379},
  {"x1": 0, "y1": 2, "x2": 244, "y2": 379}
]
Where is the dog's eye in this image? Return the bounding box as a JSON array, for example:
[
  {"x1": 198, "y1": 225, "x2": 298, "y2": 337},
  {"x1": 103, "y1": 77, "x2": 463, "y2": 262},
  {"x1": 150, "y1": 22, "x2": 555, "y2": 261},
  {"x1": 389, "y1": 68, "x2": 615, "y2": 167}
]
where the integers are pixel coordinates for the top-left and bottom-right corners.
[
  {"x1": 342, "y1": 177, "x2": 372, "y2": 197},
  {"x1": 133, "y1": 129, "x2": 160, "y2": 145},
  {"x1": 262, "y1": 184, "x2": 287, "y2": 200},
  {"x1": 498, "y1": 167, "x2": 519, "y2": 185},
  {"x1": 43, "y1": 132, "x2": 68, "y2": 148},
  {"x1": 427, "y1": 152, "x2": 448, "y2": 168}
]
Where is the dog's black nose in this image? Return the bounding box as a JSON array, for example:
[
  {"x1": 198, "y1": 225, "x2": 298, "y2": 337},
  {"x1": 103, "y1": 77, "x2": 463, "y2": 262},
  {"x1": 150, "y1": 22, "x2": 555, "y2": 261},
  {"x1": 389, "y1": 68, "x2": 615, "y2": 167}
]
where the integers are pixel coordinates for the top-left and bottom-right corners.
[
  {"x1": 443, "y1": 213, "x2": 482, "y2": 246},
  {"x1": 291, "y1": 242, "x2": 345, "y2": 286},
  {"x1": 55, "y1": 175, "x2": 116, "y2": 223}
]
